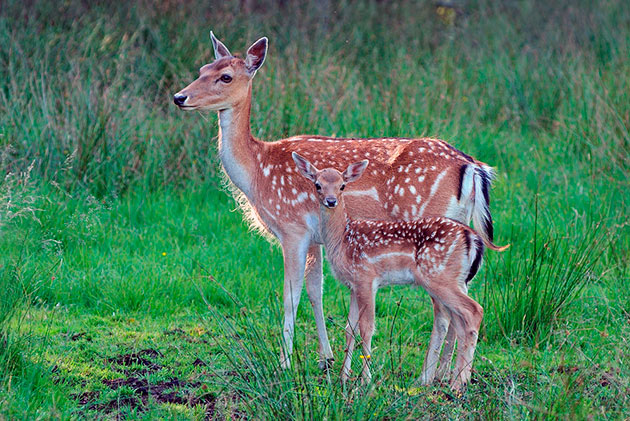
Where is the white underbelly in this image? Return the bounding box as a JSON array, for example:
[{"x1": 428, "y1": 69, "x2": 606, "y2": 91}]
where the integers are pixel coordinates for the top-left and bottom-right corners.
[{"x1": 377, "y1": 268, "x2": 416, "y2": 287}]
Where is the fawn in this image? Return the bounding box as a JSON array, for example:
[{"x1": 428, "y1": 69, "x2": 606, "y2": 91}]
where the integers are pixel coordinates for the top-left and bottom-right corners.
[{"x1": 292, "y1": 152, "x2": 507, "y2": 390}]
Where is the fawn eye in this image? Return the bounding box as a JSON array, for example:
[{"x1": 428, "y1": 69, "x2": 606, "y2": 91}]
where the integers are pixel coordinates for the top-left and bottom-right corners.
[
  {"x1": 219, "y1": 74, "x2": 233, "y2": 83},
  {"x1": 340, "y1": 184, "x2": 345, "y2": 191},
  {"x1": 315, "y1": 182, "x2": 321, "y2": 191}
]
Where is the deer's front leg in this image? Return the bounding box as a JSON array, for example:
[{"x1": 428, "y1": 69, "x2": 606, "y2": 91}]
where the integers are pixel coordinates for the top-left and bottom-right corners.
[
  {"x1": 305, "y1": 244, "x2": 334, "y2": 370},
  {"x1": 357, "y1": 285, "x2": 376, "y2": 384},
  {"x1": 341, "y1": 290, "x2": 359, "y2": 383},
  {"x1": 280, "y1": 235, "x2": 309, "y2": 369}
]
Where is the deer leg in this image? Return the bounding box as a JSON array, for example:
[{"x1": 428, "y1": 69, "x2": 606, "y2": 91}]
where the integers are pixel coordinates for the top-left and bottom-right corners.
[
  {"x1": 435, "y1": 318, "x2": 456, "y2": 382},
  {"x1": 437, "y1": 282, "x2": 469, "y2": 382},
  {"x1": 445, "y1": 293, "x2": 483, "y2": 392},
  {"x1": 341, "y1": 290, "x2": 359, "y2": 383},
  {"x1": 420, "y1": 297, "x2": 451, "y2": 385},
  {"x1": 304, "y1": 244, "x2": 334, "y2": 370},
  {"x1": 357, "y1": 286, "x2": 376, "y2": 384},
  {"x1": 279, "y1": 236, "x2": 309, "y2": 369}
]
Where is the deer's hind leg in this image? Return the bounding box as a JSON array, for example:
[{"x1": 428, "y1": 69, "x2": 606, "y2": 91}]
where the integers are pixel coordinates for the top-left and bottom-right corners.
[
  {"x1": 440, "y1": 290, "x2": 483, "y2": 391},
  {"x1": 421, "y1": 297, "x2": 451, "y2": 385},
  {"x1": 435, "y1": 322, "x2": 456, "y2": 382},
  {"x1": 422, "y1": 279, "x2": 482, "y2": 391},
  {"x1": 435, "y1": 282, "x2": 470, "y2": 382},
  {"x1": 436, "y1": 285, "x2": 469, "y2": 383}
]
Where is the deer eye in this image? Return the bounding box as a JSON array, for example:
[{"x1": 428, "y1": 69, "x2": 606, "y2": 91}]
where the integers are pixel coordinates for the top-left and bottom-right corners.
[
  {"x1": 315, "y1": 182, "x2": 321, "y2": 191},
  {"x1": 220, "y1": 74, "x2": 233, "y2": 83},
  {"x1": 340, "y1": 184, "x2": 345, "y2": 191}
]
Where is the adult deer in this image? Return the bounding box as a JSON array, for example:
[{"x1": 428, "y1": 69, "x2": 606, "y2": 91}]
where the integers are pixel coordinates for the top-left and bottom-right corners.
[
  {"x1": 173, "y1": 32, "x2": 499, "y2": 374},
  {"x1": 292, "y1": 153, "x2": 507, "y2": 389}
]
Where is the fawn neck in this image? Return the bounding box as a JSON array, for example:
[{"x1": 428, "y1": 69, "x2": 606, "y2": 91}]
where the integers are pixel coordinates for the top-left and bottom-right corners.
[
  {"x1": 217, "y1": 84, "x2": 260, "y2": 198},
  {"x1": 319, "y1": 199, "x2": 351, "y2": 266}
]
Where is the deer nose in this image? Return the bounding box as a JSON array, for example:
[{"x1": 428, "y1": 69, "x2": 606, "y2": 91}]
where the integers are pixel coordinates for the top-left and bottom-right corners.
[
  {"x1": 173, "y1": 94, "x2": 187, "y2": 106},
  {"x1": 325, "y1": 198, "x2": 337, "y2": 208}
]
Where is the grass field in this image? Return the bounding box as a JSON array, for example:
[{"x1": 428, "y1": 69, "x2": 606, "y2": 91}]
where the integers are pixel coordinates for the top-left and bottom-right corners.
[{"x1": 1, "y1": 0, "x2": 629, "y2": 419}]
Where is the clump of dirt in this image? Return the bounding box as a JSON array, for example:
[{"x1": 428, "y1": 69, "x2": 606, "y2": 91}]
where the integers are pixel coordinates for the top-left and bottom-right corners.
[
  {"x1": 73, "y1": 390, "x2": 100, "y2": 405},
  {"x1": 90, "y1": 395, "x2": 143, "y2": 413},
  {"x1": 193, "y1": 357, "x2": 208, "y2": 367},
  {"x1": 107, "y1": 348, "x2": 163, "y2": 373},
  {"x1": 102, "y1": 376, "x2": 214, "y2": 406},
  {"x1": 78, "y1": 348, "x2": 216, "y2": 417},
  {"x1": 90, "y1": 376, "x2": 215, "y2": 414},
  {"x1": 69, "y1": 332, "x2": 90, "y2": 341}
]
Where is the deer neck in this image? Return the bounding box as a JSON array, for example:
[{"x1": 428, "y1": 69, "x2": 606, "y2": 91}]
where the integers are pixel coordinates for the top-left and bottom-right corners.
[
  {"x1": 319, "y1": 200, "x2": 351, "y2": 268},
  {"x1": 217, "y1": 86, "x2": 259, "y2": 199}
]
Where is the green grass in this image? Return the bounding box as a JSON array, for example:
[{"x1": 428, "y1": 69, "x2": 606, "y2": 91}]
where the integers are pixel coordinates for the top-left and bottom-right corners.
[{"x1": 1, "y1": 0, "x2": 629, "y2": 418}]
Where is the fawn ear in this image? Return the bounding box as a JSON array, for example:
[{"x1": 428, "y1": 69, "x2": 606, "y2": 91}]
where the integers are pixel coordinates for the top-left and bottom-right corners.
[
  {"x1": 292, "y1": 152, "x2": 318, "y2": 182},
  {"x1": 343, "y1": 160, "x2": 369, "y2": 183},
  {"x1": 245, "y1": 36, "x2": 268, "y2": 77},
  {"x1": 210, "y1": 31, "x2": 232, "y2": 60}
]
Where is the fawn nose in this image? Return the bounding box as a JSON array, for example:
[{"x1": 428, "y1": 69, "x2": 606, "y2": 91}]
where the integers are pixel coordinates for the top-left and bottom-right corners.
[
  {"x1": 325, "y1": 197, "x2": 337, "y2": 208},
  {"x1": 173, "y1": 94, "x2": 187, "y2": 106}
]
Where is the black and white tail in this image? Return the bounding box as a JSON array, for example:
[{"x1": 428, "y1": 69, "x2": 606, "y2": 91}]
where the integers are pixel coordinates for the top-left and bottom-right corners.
[
  {"x1": 472, "y1": 165, "x2": 509, "y2": 251},
  {"x1": 465, "y1": 233, "x2": 486, "y2": 284}
]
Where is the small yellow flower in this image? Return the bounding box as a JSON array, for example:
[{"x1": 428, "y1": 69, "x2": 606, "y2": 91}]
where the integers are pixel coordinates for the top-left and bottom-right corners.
[
  {"x1": 162, "y1": 252, "x2": 166, "y2": 256},
  {"x1": 394, "y1": 385, "x2": 423, "y2": 396},
  {"x1": 359, "y1": 354, "x2": 371, "y2": 360}
]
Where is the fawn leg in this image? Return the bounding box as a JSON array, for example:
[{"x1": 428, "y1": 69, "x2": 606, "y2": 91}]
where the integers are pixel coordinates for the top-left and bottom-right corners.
[
  {"x1": 435, "y1": 317, "x2": 456, "y2": 382},
  {"x1": 446, "y1": 293, "x2": 483, "y2": 391},
  {"x1": 357, "y1": 286, "x2": 376, "y2": 384},
  {"x1": 437, "y1": 284, "x2": 467, "y2": 382},
  {"x1": 341, "y1": 290, "x2": 360, "y2": 383},
  {"x1": 421, "y1": 297, "x2": 451, "y2": 385}
]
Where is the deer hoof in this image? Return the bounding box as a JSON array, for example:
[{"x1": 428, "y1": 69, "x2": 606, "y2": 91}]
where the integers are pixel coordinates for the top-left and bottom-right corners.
[{"x1": 318, "y1": 357, "x2": 335, "y2": 371}]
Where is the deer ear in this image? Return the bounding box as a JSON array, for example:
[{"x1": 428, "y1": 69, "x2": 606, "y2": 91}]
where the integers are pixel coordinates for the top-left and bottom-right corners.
[
  {"x1": 245, "y1": 37, "x2": 268, "y2": 77},
  {"x1": 343, "y1": 160, "x2": 369, "y2": 183},
  {"x1": 292, "y1": 152, "x2": 318, "y2": 182},
  {"x1": 210, "y1": 31, "x2": 231, "y2": 60}
]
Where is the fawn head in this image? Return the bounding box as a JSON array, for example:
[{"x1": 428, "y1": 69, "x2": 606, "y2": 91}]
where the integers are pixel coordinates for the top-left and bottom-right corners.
[
  {"x1": 292, "y1": 152, "x2": 368, "y2": 209},
  {"x1": 173, "y1": 32, "x2": 267, "y2": 111}
]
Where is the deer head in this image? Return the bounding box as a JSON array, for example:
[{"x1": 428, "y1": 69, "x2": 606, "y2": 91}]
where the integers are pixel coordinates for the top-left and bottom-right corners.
[
  {"x1": 292, "y1": 152, "x2": 369, "y2": 209},
  {"x1": 173, "y1": 32, "x2": 268, "y2": 111}
]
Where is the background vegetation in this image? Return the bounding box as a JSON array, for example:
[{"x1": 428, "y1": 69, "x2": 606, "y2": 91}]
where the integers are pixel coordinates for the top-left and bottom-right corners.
[{"x1": 1, "y1": 0, "x2": 628, "y2": 418}]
